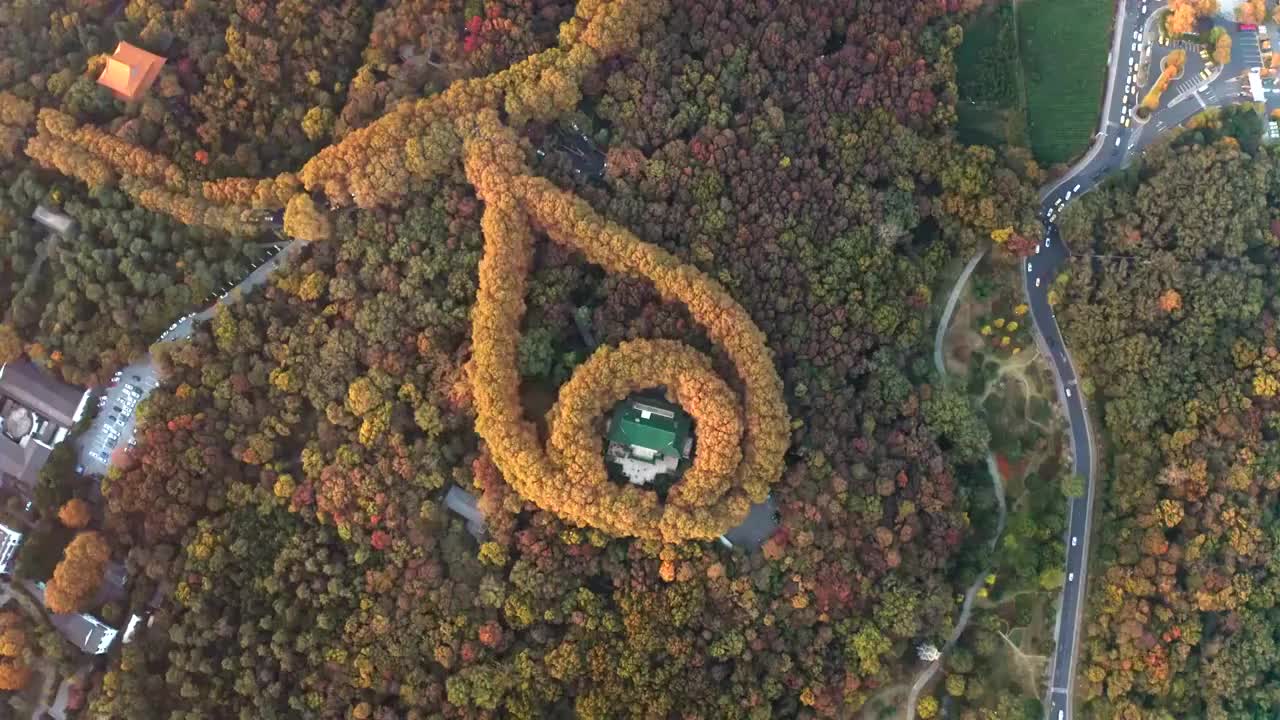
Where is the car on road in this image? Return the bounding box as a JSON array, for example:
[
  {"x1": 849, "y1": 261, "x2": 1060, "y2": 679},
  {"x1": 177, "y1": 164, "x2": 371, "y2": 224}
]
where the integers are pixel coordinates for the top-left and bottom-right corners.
[
  {"x1": 1072, "y1": 183, "x2": 1081, "y2": 193},
  {"x1": 1026, "y1": 262, "x2": 1032, "y2": 272},
  {"x1": 1122, "y1": 116, "x2": 1131, "y2": 128},
  {"x1": 1066, "y1": 387, "x2": 1073, "y2": 398},
  {"x1": 1141, "y1": 1, "x2": 1147, "y2": 10},
  {"x1": 1035, "y1": 245, "x2": 1041, "y2": 255},
  {"x1": 1035, "y1": 277, "x2": 1041, "y2": 288},
  {"x1": 1072, "y1": 536, "x2": 1078, "y2": 547},
  {"x1": 1046, "y1": 237, "x2": 1051, "y2": 247},
  {"x1": 1115, "y1": 136, "x2": 1122, "y2": 148},
  {"x1": 1068, "y1": 572, "x2": 1075, "y2": 582}
]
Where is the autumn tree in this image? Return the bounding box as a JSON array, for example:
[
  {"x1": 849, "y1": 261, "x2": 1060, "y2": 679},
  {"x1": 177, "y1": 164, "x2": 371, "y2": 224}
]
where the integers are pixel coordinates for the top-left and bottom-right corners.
[
  {"x1": 0, "y1": 612, "x2": 31, "y2": 691},
  {"x1": 58, "y1": 499, "x2": 92, "y2": 530},
  {"x1": 283, "y1": 193, "x2": 333, "y2": 242},
  {"x1": 44, "y1": 531, "x2": 110, "y2": 614},
  {"x1": 1166, "y1": 0, "x2": 1219, "y2": 36}
]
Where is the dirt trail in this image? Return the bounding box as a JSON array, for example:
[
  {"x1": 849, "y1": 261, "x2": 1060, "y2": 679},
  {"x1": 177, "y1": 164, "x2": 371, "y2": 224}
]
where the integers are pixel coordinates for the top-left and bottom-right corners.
[{"x1": 905, "y1": 251, "x2": 1009, "y2": 720}]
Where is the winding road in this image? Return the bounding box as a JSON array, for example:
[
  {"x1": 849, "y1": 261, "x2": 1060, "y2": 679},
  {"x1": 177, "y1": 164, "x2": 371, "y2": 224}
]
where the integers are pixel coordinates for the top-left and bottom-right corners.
[
  {"x1": 1024, "y1": 3, "x2": 1279, "y2": 719},
  {"x1": 994, "y1": 3, "x2": 1278, "y2": 718}
]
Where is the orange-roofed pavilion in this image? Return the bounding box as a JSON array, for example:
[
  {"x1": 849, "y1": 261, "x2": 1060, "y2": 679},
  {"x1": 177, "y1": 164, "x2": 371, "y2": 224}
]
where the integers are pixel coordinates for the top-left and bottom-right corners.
[{"x1": 97, "y1": 42, "x2": 165, "y2": 102}]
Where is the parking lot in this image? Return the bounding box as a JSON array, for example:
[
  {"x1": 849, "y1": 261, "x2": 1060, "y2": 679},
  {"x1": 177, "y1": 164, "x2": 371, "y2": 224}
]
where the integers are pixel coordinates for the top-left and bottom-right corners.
[
  {"x1": 78, "y1": 367, "x2": 163, "y2": 475},
  {"x1": 75, "y1": 241, "x2": 292, "y2": 478},
  {"x1": 1235, "y1": 28, "x2": 1263, "y2": 70}
]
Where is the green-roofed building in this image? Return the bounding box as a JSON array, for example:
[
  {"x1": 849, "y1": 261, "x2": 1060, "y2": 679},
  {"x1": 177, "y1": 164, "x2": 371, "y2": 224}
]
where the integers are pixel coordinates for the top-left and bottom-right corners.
[{"x1": 605, "y1": 397, "x2": 692, "y2": 485}]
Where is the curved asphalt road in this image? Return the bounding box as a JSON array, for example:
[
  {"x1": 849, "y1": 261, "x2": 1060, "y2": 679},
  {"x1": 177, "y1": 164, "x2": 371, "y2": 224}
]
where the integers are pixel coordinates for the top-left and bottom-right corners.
[
  {"x1": 1026, "y1": 3, "x2": 1274, "y2": 718},
  {"x1": 1028, "y1": 4, "x2": 1153, "y2": 719}
]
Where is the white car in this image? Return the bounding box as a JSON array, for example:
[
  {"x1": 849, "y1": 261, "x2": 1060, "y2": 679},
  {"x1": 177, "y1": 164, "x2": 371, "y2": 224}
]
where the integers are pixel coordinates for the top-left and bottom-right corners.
[
  {"x1": 1115, "y1": 137, "x2": 1122, "y2": 147},
  {"x1": 1035, "y1": 245, "x2": 1041, "y2": 255},
  {"x1": 1133, "y1": 30, "x2": 1139, "y2": 41},
  {"x1": 1068, "y1": 572, "x2": 1075, "y2": 582},
  {"x1": 1072, "y1": 183, "x2": 1081, "y2": 192},
  {"x1": 1035, "y1": 277, "x2": 1041, "y2": 288},
  {"x1": 1066, "y1": 387, "x2": 1073, "y2": 398},
  {"x1": 1072, "y1": 536, "x2": 1078, "y2": 547},
  {"x1": 1027, "y1": 262, "x2": 1033, "y2": 272}
]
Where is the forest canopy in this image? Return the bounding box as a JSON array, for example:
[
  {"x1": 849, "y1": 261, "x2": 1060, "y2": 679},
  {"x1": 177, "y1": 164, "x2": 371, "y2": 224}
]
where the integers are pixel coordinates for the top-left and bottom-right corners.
[{"x1": 0, "y1": 0, "x2": 1062, "y2": 717}]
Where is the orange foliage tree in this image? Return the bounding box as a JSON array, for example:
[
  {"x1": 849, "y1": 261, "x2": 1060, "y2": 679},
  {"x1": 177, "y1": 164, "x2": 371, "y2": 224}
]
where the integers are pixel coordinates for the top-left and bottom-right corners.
[
  {"x1": 461, "y1": 109, "x2": 788, "y2": 541},
  {"x1": 1165, "y1": 0, "x2": 1219, "y2": 36},
  {"x1": 1141, "y1": 50, "x2": 1187, "y2": 111},
  {"x1": 44, "y1": 531, "x2": 110, "y2": 614},
  {"x1": 1157, "y1": 288, "x2": 1182, "y2": 313},
  {"x1": 58, "y1": 498, "x2": 92, "y2": 529},
  {"x1": 1237, "y1": 0, "x2": 1266, "y2": 23},
  {"x1": 0, "y1": 612, "x2": 31, "y2": 691}
]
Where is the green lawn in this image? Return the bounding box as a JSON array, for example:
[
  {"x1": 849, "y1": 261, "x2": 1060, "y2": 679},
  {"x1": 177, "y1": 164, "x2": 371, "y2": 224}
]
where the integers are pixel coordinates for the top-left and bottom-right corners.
[
  {"x1": 1017, "y1": 0, "x2": 1112, "y2": 165},
  {"x1": 955, "y1": 3, "x2": 1026, "y2": 147}
]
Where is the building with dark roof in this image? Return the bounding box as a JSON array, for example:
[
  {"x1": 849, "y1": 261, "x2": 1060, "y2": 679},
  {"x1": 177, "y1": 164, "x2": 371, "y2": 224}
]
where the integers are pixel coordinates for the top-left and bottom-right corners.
[
  {"x1": 0, "y1": 362, "x2": 89, "y2": 495},
  {"x1": 0, "y1": 362, "x2": 87, "y2": 429}
]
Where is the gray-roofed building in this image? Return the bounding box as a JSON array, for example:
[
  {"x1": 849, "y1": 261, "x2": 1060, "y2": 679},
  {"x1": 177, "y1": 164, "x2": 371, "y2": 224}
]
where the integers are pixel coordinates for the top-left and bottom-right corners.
[
  {"x1": 0, "y1": 523, "x2": 22, "y2": 574},
  {"x1": 26, "y1": 582, "x2": 120, "y2": 655},
  {"x1": 0, "y1": 362, "x2": 88, "y2": 496},
  {"x1": 444, "y1": 486, "x2": 486, "y2": 539},
  {"x1": 0, "y1": 362, "x2": 89, "y2": 429},
  {"x1": 31, "y1": 206, "x2": 74, "y2": 238},
  {"x1": 52, "y1": 611, "x2": 118, "y2": 655},
  {"x1": 0, "y1": 439, "x2": 51, "y2": 494}
]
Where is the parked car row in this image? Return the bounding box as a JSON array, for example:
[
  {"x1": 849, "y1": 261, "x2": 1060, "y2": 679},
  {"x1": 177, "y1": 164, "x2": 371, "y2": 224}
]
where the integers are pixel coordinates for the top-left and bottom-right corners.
[{"x1": 89, "y1": 377, "x2": 148, "y2": 463}]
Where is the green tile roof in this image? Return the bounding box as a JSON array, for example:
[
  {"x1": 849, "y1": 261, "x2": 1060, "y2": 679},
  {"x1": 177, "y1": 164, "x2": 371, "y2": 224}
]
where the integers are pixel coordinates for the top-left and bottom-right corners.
[{"x1": 607, "y1": 398, "x2": 690, "y2": 460}]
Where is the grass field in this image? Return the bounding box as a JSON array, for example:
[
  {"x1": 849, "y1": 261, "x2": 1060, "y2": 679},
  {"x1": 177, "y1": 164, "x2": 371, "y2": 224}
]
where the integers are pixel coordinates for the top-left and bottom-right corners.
[
  {"x1": 955, "y1": 3, "x2": 1026, "y2": 147},
  {"x1": 1017, "y1": 0, "x2": 1112, "y2": 165}
]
